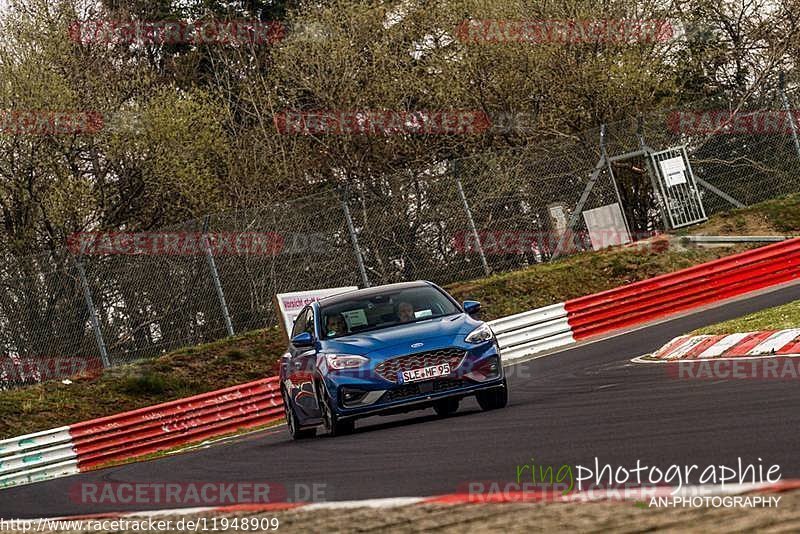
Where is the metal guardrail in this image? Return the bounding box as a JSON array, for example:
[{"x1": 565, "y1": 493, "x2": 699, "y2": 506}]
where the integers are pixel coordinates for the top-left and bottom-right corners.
[
  {"x1": 487, "y1": 238, "x2": 800, "y2": 360},
  {"x1": 487, "y1": 303, "x2": 574, "y2": 361},
  {"x1": 0, "y1": 378, "x2": 283, "y2": 490},
  {"x1": 566, "y1": 237, "x2": 800, "y2": 339},
  {"x1": 681, "y1": 235, "x2": 793, "y2": 245},
  {"x1": 0, "y1": 427, "x2": 80, "y2": 488}
]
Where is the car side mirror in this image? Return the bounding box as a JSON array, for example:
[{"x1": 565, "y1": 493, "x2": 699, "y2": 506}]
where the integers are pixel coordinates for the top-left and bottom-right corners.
[
  {"x1": 291, "y1": 332, "x2": 314, "y2": 347},
  {"x1": 463, "y1": 300, "x2": 481, "y2": 315}
]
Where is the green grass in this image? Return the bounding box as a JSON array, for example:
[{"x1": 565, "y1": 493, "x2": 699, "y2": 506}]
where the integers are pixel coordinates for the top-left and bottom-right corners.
[
  {"x1": 691, "y1": 300, "x2": 800, "y2": 335},
  {"x1": 444, "y1": 243, "x2": 738, "y2": 320},
  {"x1": 3, "y1": 193, "x2": 800, "y2": 439},
  {"x1": 745, "y1": 193, "x2": 800, "y2": 233},
  {"x1": 685, "y1": 193, "x2": 800, "y2": 236},
  {"x1": 0, "y1": 327, "x2": 287, "y2": 438}
]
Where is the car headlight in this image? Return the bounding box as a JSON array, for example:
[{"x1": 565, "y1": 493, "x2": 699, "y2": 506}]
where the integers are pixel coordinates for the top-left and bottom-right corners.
[
  {"x1": 465, "y1": 323, "x2": 494, "y2": 344},
  {"x1": 325, "y1": 354, "x2": 369, "y2": 370}
]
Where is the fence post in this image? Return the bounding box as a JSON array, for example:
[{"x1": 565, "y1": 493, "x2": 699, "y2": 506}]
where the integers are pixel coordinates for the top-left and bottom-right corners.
[
  {"x1": 339, "y1": 188, "x2": 370, "y2": 287},
  {"x1": 454, "y1": 171, "x2": 490, "y2": 276},
  {"x1": 637, "y1": 116, "x2": 671, "y2": 229},
  {"x1": 74, "y1": 256, "x2": 110, "y2": 368},
  {"x1": 202, "y1": 216, "x2": 235, "y2": 337},
  {"x1": 779, "y1": 71, "x2": 800, "y2": 161},
  {"x1": 602, "y1": 127, "x2": 633, "y2": 241},
  {"x1": 552, "y1": 124, "x2": 609, "y2": 260}
]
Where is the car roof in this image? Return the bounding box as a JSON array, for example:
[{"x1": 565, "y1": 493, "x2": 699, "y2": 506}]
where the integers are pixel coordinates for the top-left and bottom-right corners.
[{"x1": 317, "y1": 280, "x2": 433, "y2": 308}]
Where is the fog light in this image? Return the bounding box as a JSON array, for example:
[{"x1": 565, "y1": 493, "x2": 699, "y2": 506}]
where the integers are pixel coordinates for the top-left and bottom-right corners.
[
  {"x1": 465, "y1": 356, "x2": 501, "y2": 382},
  {"x1": 341, "y1": 388, "x2": 368, "y2": 406}
]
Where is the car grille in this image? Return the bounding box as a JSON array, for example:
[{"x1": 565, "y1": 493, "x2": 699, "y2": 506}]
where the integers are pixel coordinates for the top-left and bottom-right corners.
[
  {"x1": 375, "y1": 348, "x2": 466, "y2": 383},
  {"x1": 379, "y1": 379, "x2": 469, "y2": 403}
]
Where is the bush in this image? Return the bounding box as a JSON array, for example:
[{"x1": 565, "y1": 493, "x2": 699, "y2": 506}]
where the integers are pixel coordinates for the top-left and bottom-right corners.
[{"x1": 119, "y1": 372, "x2": 175, "y2": 396}]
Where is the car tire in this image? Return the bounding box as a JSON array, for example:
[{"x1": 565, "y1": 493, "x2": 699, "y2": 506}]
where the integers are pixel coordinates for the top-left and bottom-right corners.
[
  {"x1": 283, "y1": 389, "x2": 317, "y2": 440},
  {"x1": 318, "y1": 382, "x2": 355, "y2": 437},
  {"x1": 476, "y1": 379, "x2": 508, "y2": 411},
  {"x1": 433, "y1": 397, "x2": 460, "y2": 416}
]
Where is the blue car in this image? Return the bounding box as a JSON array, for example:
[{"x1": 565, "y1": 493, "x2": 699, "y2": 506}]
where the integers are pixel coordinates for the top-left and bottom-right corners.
[{"x1": 279, "y1": 280, "x2": 508, "y2": 438}]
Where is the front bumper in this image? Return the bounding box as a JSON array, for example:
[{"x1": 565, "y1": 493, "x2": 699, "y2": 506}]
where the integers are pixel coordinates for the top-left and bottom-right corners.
[
  {"x1": 335, "y1": 377, "x2": 506, "y2": 420},
  {"x1": 324, "y1": 342, "x2": 504, "y2": 420}
]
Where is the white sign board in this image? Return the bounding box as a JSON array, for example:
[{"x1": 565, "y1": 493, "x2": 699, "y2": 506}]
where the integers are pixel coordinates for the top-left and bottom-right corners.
[
  {"x1": 582, "y1": 203, "x2": 631, "y2": 251},
  {"x1": 659, "y1": 156, "x2": 688, "y2": 187},
  {"x1": 548, "y1": 204, "x2": 568, "y2": 234},
  {"x1": 276, "y1": 286, "x2": 358, "y2": 337}
]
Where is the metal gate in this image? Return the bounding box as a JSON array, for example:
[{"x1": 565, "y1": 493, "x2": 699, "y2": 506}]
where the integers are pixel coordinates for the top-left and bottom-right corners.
[{"x1": 649, "y1": 146, "x2": 707, "y2": 228}]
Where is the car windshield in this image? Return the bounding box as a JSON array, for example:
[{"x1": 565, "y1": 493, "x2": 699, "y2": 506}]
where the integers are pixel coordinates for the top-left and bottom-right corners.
[{"x1": 319, "y1": 286, "x2": 460, "y2": 339}]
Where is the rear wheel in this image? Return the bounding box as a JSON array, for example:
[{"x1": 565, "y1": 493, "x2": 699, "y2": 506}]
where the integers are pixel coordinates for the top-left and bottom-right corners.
[
  {"x1": 318, "y1": 383, "x2": 355, "y2": 436},
  {"x1": 433, "y1": 397, "x2": 460, "y2": 416},
  {"x1": 476, "y1": 379, "x2": 508, "y2": 411},
  {"x1": 283, "y1": 389, "x2": 317, "y2": 440}
]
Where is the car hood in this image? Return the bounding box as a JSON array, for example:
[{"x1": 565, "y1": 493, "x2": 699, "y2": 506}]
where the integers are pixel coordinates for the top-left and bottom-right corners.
[{"x1": 321, "y1": 313, "x2": 481, "y2": 357}]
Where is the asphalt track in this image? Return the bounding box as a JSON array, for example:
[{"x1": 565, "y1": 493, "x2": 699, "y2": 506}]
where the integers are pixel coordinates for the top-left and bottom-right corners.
[{"x1": 3, "y1": 284, "x2": 800, "y2": 519}]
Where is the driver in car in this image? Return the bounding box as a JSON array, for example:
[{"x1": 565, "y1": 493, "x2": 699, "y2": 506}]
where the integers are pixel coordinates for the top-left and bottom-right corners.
[{"x1": 325, "y1": 313, "x2": 348, "y2": 337}]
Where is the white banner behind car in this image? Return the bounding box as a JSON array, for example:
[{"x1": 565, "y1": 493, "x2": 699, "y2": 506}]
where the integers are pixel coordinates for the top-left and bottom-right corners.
[{"x1": 276, "y1": 286, "x2": 358, "y2": 338}]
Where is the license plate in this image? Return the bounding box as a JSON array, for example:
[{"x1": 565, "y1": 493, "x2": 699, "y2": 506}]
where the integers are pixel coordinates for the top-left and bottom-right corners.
[{"x1": 397, "y1": 363, "x2": 451, "y2": 384}]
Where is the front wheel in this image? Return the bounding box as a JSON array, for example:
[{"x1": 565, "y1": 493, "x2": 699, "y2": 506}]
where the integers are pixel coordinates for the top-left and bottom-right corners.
[
  {"x1": 476, "y1": 379, "x2": 508, "y2": 411},
  {"x1": 318, "y1": 383, "x2": 355, "y2": 437}
]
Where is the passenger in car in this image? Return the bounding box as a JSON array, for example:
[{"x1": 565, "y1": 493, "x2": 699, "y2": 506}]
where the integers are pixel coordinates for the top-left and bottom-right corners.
[{"x1": 397, "y1": 301, "x2": 415, "y2": 323}]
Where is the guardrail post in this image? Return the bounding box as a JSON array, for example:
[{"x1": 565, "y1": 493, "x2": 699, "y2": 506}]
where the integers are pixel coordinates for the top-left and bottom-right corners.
[
  {"x1": 454, "y1": 164, "x2": 490, "y2": 276},
  {"x1": 339, "y1": 188, "x2": 370, "y2": 287},
  {"x1": 73, "y1": 256, "x2": 110, "y2": 368},
  {"x1": 779, "y1": 72, "x2": 800, "y2": 161},
  {"x1": 203, "y1": 216, "x2": 235, "y2": 337}
]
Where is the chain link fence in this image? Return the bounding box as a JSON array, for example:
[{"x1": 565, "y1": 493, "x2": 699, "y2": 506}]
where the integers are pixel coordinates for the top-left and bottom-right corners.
[{"x1": 3, "y1": 84, "x2": 800, "y2": 388}]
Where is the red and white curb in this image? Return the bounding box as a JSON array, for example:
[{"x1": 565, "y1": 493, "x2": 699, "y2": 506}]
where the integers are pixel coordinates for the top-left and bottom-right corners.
[
  {"x1": 635, "y1": 329, "x2": 800, "y2": 362},
  {"x1": 39, "y1": 481, "x2": 800, "y2": 521}
]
